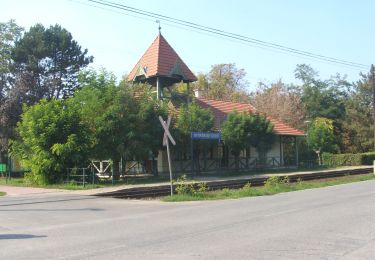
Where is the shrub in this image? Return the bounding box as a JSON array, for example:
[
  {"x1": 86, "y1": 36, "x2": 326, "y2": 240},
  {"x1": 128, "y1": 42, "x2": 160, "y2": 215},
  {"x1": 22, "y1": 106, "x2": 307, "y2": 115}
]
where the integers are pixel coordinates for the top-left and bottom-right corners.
[
  {"x1": 175, "y1": 175, "x2": 208, "y2": 196},
  {"x1": 175, "y1": 175, "x2": 189, "y2": 195},
  {"x1": 264, "y1": 176, "x2": 281, "y2": 189},
  {"x1": 322, "y1": 152, "x2": 375, "y2": 166},
  {"x1": 11, "y1": 99, "x2": 91, "y2": 185}
]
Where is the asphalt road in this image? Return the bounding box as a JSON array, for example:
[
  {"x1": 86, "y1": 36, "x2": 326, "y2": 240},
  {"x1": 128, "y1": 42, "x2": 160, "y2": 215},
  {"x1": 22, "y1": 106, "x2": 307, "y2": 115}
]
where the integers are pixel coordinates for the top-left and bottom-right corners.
[{"x1": 1, "y1": 180, "x2": 375, "y2": 260}]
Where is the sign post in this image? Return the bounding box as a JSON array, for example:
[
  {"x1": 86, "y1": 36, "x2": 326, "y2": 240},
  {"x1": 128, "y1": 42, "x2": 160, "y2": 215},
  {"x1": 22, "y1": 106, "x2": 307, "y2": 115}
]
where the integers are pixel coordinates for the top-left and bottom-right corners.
[{"x1": 159, "y1": 115, "x2": 176, "y2": 196}]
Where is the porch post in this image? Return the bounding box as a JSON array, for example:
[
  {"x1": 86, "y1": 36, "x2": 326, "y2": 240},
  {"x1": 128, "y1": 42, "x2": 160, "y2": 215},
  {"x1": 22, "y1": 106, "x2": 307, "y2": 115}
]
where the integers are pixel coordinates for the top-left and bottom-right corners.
[
  {"x1": 279, "y1": 136, "x2": 284, "y2": 166},
  {"x1": 295, "y1": 136, "x2": 299, "y2": 167},
  {"x1": 187, "y1": 82, "x2": 190, "y2": 104},
  {"x1": 156, "y1": 77, "x2": 161, "y2": 100}
]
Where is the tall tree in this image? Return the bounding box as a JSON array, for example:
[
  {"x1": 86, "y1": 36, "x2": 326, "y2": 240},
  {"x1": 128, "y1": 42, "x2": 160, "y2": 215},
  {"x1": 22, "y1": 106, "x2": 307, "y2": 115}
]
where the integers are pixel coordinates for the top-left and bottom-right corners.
[
  {"x1": 307, "y1": 117, "x2": 335, "y2": 165},
  {"x1": 1, "y1": 23, "x2": 93, "y2": 158},
  {"x1": 175, "y1": 102, "x2": 214, "y2": 174},
  {"x1": 294, "y1": 64, "x2": 349, "y2": 121},
  {"x1": 132, "y1": 90, "x2": 168, "y2": 176},
  {"x1": 343, "y1": 67, "x2": 375, "y2": 152},
  {"x1": 11, "y1": 98, "x2": 91, "y2": 184},
  {"x1": 251, "y1": 80, "x2": 307, "y2": 129},
  {"x1": 0, "y1": 20, "x2": 23, "y2": 101},
  {"x1": 12, "y1": 24, "x2": 93, "y2": 99},
  {"x1": 294, "y1": 64, "x2": 350, "y2": 152},
  {"x1": 73, "y1": 69, "x2": 137, "y2": 179},
  {"x1": 194, "y1": 63, "x2": 249, "y2": 101},
  {"x1": 222, "y1": 111, "x2": 275, "y2": 168},
  {"x1": 0, "y1": 20, "x2": 23, "y2": 160}
]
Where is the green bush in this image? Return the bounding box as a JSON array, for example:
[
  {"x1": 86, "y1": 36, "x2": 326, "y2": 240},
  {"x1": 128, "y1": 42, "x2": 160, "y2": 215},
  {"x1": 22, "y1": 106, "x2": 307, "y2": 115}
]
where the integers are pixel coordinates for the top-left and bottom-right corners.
[
  {"x1": 322, "y1": 152, "x2": 375, "y2": 166},
  {"x1": 175, "y1": 175, "x2": 208, "y2": 196},
  {"x1": 11, "y1": 99, "x2": 92, "y2": 185}
]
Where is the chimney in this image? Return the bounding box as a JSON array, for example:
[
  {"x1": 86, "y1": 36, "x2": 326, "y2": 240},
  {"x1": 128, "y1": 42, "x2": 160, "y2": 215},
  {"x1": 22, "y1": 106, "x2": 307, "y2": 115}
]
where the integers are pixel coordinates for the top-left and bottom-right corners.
[{"x1": 194, "y1": 89, "x2": 204, "y2": 98}]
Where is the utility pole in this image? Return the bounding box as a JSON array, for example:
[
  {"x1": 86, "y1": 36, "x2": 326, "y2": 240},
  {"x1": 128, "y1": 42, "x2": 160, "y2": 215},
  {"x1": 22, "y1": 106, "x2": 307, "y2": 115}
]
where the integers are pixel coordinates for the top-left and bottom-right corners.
[{"x1": 372, "y1": 64, "x2": 375, "y2": 150}]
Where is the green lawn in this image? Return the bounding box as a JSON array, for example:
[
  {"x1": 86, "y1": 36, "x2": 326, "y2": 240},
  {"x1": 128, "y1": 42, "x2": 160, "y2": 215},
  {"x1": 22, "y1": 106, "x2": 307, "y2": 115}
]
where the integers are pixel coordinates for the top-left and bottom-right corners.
[
  {"x1": 163, "y1": 173, "x2": 375, "y2": 202},
  {"x1": 0, "y1": 191, "x2": 6, "y2": 196}
]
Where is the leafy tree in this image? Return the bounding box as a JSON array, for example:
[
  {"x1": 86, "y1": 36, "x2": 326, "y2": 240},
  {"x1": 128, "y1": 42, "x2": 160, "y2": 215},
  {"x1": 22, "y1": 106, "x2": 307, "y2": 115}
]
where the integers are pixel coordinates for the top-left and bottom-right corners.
[
  {"x1": 222, "y1": 111, "x2": 275, "y2": 168},
  {"x1": 295, "y1": 64, "x2": 349, "y2": 121},
  {"x1": 0, "y1": 20, "x2": 23, "y2": 160},
  {"x1": 1, "y1": 23, "x2": 92, "y2": 159},
  {"x1": 194, "y1": 63, "x2": 249, "y2": 101},
  {"x1": 246, "y1": 114, "x2": 276, "y2": 162},
  {"x1": 343, "y1": 66, "x2": 375, "y2": 152},
  {"x1": 12, "y1": 24, "x2": 93, "y2": 99},
  {"x1": 176, "y1": 103, "x2": 214, "y2": 136},
  {"x1": 294, "y1": 64, "x2": 350, "y2": 152},
  {"x1": 175, "y1": 102, "x2": 214, "y2": 173},
  {"x1": 73, "y1": 70, "x2": 137, "y2": 179},
  {"x1": 307, "y1": 117, "x2": 335, "y2": 165},
  {"x1": 251, "y1": 79, "x2": 307, "y2": 129},
  {"x1": 11, "y1": 99, "x2": 91, "y2": 184},
  {"x1": 132, "y1": 90, "x2": 168, "y2": 176},
  {"x1": 0, "y1": 20, "x2": 23, "y2": 101},
  {"x1": 221, "y1": 111, "x2": 249, "y2": 168}
]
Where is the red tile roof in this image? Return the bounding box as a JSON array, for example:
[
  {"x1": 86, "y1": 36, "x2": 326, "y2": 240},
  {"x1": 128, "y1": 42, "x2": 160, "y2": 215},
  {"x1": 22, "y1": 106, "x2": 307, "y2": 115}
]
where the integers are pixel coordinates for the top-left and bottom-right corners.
[
  {"x1": 127, "y1": 34, "x2": 197, "y2": 82},
  {"x1": 196, "y1": 98, "x2": 305, "y2": 136}
]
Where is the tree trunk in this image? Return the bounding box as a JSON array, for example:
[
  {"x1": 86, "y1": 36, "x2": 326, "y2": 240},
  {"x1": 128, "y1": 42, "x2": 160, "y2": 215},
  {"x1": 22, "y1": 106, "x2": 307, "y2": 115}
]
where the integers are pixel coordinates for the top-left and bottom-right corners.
[
  {"x1": 316, "y1": 151, "x2": 321, "y2": 166},
  {"x1": 152, "y1": 152, "x2": 158, "y2": 177}
]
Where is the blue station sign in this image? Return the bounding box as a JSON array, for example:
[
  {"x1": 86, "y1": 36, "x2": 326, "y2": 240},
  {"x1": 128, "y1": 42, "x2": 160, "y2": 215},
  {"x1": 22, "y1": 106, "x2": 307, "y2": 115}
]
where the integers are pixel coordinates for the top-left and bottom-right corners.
[{"x1": 191, "y1": 132, "x2": 221, "y2": 140}]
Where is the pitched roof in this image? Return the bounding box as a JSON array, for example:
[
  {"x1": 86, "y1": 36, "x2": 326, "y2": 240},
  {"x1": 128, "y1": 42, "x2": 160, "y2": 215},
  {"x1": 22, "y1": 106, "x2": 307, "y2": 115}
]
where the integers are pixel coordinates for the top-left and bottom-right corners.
[
  {"x1": 127, "y1": 33, "x2": 197, "y2": 83},
  {"x1": 195, "y1": 98, "x2": 305, "y2": 136}
]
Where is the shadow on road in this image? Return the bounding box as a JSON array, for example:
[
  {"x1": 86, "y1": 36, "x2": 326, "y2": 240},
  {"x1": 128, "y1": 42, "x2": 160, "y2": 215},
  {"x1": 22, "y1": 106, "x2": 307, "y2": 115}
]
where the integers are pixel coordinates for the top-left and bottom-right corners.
[{"x1": 0, "y1": 234, "x2": 47, "y2": 240}]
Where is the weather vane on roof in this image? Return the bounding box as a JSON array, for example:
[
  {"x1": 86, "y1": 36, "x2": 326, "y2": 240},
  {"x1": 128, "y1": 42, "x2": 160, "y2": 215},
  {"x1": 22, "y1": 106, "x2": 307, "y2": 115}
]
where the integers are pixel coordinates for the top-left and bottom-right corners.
[{"x1": 156, "y1": 20, "x2": 161, "y2": 33}]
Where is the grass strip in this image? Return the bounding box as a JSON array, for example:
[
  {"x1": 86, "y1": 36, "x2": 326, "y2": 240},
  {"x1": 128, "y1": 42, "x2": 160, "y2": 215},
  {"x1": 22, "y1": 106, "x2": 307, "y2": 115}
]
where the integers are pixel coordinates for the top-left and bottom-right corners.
[
  {"x1": 0, "y1": 191, "x2": 6, "y2": 196},
  {"x1": 163, "y1": 173, "x2": 375, "y2": 202}
]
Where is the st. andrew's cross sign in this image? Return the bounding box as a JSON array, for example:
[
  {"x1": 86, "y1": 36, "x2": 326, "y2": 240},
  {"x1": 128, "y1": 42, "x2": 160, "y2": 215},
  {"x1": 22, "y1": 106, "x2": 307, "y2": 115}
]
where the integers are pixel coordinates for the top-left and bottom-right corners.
[{"x1": 158, "y1": 115, "x2": 176, "y2": 195}]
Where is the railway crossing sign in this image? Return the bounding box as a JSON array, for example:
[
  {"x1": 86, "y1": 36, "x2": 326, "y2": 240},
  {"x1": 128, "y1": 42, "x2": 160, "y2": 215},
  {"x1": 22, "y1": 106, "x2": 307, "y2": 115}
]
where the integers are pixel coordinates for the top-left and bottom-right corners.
[
  {"x1": 159, "y1": 115, "x2": 176, "y2": 195},
  {"x1": 159, "y1": 115, "x2": 176, "y2": 146}
]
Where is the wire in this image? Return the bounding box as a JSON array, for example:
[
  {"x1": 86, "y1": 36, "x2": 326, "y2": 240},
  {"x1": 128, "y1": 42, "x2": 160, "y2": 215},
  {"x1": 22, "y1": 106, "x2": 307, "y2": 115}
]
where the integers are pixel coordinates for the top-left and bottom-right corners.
[{"x1": 83, "y1": 0, "x2": 369, "y2": 70}]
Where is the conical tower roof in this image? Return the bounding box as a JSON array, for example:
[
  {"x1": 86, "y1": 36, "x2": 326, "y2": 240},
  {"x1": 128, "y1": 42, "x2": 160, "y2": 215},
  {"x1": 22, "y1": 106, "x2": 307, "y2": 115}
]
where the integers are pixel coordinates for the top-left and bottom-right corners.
[{"x1": 127, "y1": 34, "x2": 197, "y2": 84}]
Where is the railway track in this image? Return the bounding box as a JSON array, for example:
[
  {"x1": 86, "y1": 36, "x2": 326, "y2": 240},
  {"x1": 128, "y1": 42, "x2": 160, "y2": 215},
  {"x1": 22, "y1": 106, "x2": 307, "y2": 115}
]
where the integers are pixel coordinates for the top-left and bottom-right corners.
[{"x1": 94, "y1": 167, "x2": 373, "y2": 199}]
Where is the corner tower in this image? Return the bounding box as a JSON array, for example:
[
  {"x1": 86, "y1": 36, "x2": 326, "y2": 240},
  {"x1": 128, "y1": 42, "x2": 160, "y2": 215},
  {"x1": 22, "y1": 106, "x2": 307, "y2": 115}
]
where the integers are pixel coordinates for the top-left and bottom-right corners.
[{"x1": 127, "y1": 33, "x2": 197, "y2": 100}]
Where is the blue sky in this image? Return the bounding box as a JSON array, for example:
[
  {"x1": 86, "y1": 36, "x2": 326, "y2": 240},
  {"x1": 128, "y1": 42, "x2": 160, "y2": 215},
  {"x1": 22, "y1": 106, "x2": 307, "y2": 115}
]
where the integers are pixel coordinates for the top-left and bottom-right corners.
[{"x1": 1, "y1": 0, "x2": 374, "y2": 90}]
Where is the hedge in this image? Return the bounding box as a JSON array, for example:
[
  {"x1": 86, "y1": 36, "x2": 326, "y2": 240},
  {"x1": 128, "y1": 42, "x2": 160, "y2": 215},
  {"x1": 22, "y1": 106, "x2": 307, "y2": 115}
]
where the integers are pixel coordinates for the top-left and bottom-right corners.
[{"x1": 322, "y1": 152, "x2": 375, "y2": 166}]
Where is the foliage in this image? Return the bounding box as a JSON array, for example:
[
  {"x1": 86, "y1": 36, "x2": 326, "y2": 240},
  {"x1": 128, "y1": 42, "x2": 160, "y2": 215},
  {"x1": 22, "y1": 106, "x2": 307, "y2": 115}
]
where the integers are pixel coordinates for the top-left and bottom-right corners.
[
  {"x1": 221, "y1": 111, "x2": 275, "y2": 165},
  {"x1": 343, "y1": 66, "x2": 375, "y2": 152},
  {"x1": 322, "y1": 152, "x2": 375, "y2": 166},
  {"x1": 174, "y1": 102, "x2": 214, "y2": 173},
  {"x1": 12, "y1": 23, "x2": 93, "y2": 99},
  {"x1": 174, "y1": 175, "x2": 208, "y2": 196},
  {"x1": 0, "y1": 20, "x2": 23, "y2": 157},
  {"x1": 0, "y1": 22, "x2": 92, "y2": 157},
  {"x1": 175, "y1": 102, "x2": 214, "y2": 136},
  {"x1": 307, "y1": 117, "x2": 336, "y2": 164},
  {"x1": 250, "y1": 79, "x2": 306, "y2": 129},
  {"x1": 0, "y1": 20, "x2": 23, "y2": 100},
  {"x1": 264, "y1": 176, "x2": 288, "y2": 189},
  {"x1": 247, "y1": 114, "x2": 276, "y2": 160},
  {"x1": 74, "y1": 71, "x2": 140, "y2": 178},
  {"x1": 132, "y1": 89, "x2": 168, "y2": 161},
  {"x1": 294, "y1": 64, "x2": 351, "y2": 152},
  {"x1": 221, "y1": 111, "x2": 248, "y2": 168},
  {"x1": 295, "y1": 64, "x2": 349, "y2": 121},
  {"x1": 193, "y1": 63, "x2": 249, "y2": 101},
  {"x1": 11, "y1": 99, "x2": 91, "y2": 184}
]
